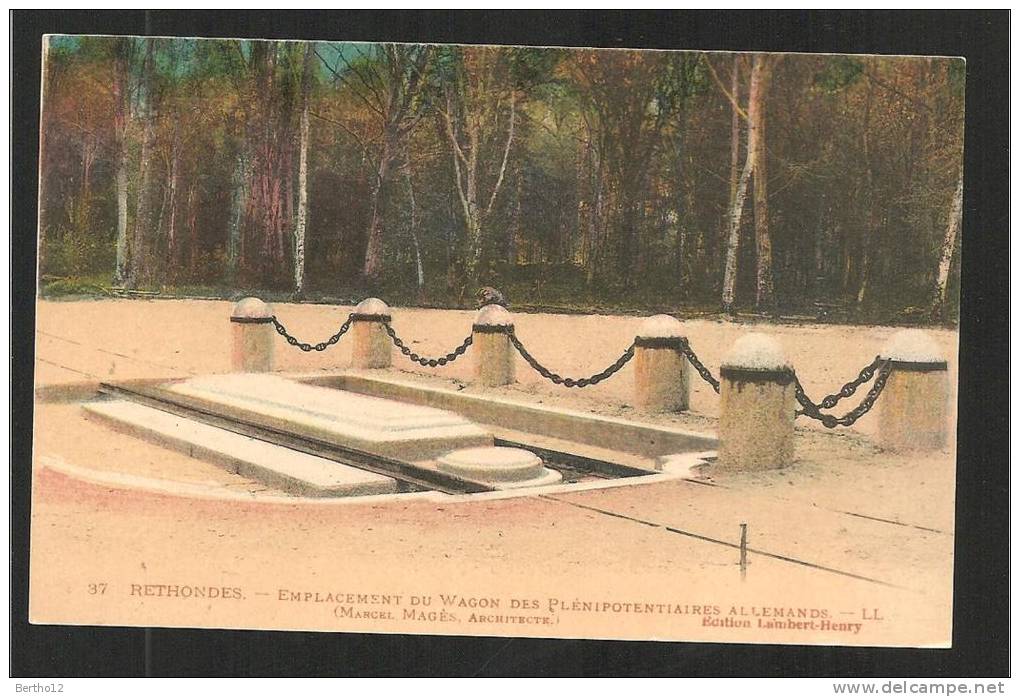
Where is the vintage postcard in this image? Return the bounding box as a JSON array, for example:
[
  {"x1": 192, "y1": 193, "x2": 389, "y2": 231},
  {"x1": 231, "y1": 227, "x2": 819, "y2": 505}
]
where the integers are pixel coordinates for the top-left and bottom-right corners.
[{"x1": 29, "y1": 35, "x2": 963, "y2": 647}]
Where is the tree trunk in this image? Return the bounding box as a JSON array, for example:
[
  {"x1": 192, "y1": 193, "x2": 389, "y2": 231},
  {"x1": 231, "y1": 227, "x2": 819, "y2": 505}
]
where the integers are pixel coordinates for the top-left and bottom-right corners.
[
  {"x1": 362, "y1": 136, "x2": 392, "y2": 280},
  {"x1": 510, "y1": 165, "x2": 522, "y2": 265},
  {"x1": 112, "y1": 39, "x2": 131, "y2": 285},
  {"x1": 721, "y1": 54, "x2": 772, "y2": 312},
  {"x1": 166, "y1": 138, "x2": 180, "y2": 275},
  {"x1": 443, "y1": 81, "x2": 516, "y2": 286},
  {"x1": 186, "y1": 184, "x2": 198, "y2": 278},
  {"x1": 293, "y1": 43, "x2": 313, "y2": 295},
  {"x1": 721, "y1": 150, "x2": 754, "y2": 311},
  {"x1": 729, "y1": 55, "x2": 742, "y2": 203},
  {"x1": 226, "y1": 151, "x2": 248, "y2": 285},
  {"x1": 154, "y1": 155, "x2": 171, "y2": 274},
  {"x1": 931, "y1": 172, "x2": 963, "y2": 319},
  {"x1": 751, "y1": 56, "x2": 775, "y2": 310},
  {"x1": 127, "y1": 39, "x2": 157, "y2": 288},
  {"x1": 586, "y1": 160, "x2": 604, "y2": 287},
  {"x1": 404, "y1": 171, "x2": 425, "y2": 297},
  {"x1": 721, "y1": 60, "x2": 768, "y2": 312},
  {"x1": 856, "y1": 85, "x2": 876, "y2": 307}
]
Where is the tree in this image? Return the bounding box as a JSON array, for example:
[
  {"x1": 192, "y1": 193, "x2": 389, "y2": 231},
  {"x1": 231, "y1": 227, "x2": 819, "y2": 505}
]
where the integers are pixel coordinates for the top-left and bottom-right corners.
[
  {"x1": 437, "y1": 45, "x2": 520, "y2": 285},
  {"x1": 316, "y1": 43, "x2": 434, "y2": 281},
  {"x1": 36, "y1": 38, "x2": 967, "y2": 323},
  {"x1": 293, "y1": 42, "x2": 314, "y2": 295},
  {"x1": 126, "y1": 38, "x2": 158, "y2": 288},
  {"x1": 931, "y1": 171, "x2": 962, "y2": 319},
  {"x1": 569, "y1": 50, "x2": 698, "y2": 286},
  {"x1": 110, "y1": 37, "x2": 134, "y2": 285},
  {"x1": 717, "y1": 53, "x2": 775, "y2": 312}
]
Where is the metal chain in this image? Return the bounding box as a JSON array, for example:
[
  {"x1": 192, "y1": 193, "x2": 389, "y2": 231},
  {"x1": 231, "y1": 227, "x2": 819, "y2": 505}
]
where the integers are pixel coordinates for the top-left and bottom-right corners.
[
  {"x1": 271, "y1": 314, "x2": 354, "y2": 352},
  {"x1": 508, "y1": 328, "x2": 635, "y2": 388},
  {"x1": 795, "y1": 359, "x2": 893, "y2": 428},
  {"x1": 815, "y1": 355, "x2": 883, "y2": 409},
  {"x1": 383, "y1": 322, "x2": 473, "y2": 368},
  {"x1": 676, "y1": 339, "x2": 721, "y2": 393}
]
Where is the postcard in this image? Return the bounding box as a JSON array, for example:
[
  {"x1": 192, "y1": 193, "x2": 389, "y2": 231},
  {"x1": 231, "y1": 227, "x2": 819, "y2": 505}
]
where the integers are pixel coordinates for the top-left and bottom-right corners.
[{"x1": 29, "y1": 35, "x2": 963, "y2": 647}]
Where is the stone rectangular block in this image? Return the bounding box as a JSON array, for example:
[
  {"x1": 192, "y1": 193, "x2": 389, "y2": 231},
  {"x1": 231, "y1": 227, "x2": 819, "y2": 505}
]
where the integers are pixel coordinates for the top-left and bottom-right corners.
[
  {"x1": 83, "y1": 400, "x2": 401, "y2": 497},
  {"x1": 166, "y1": 374, "x2": 493, "y2": 460}
]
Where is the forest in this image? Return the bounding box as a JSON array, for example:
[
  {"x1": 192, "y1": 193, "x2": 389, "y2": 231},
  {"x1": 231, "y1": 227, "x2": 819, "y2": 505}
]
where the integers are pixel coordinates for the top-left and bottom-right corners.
[{"x1": 38, "y1": 37, "x2": 965, "y2": 323}]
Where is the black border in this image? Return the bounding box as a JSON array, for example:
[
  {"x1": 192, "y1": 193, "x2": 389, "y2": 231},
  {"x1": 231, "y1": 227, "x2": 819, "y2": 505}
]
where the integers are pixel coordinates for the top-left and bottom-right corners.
[{"x1": 11, "y1": 10, "x2": 1009, "y2": 677}]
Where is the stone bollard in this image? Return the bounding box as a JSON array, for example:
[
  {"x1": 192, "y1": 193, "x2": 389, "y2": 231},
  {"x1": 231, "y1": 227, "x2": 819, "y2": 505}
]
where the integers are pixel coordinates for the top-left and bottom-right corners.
[
  {"x1": 350, "y1": 298, "x2": 393, "y2": 369},
  {"x1": 717, "y1": 333, "x2": 795, "y2": 471},
  {"x1": 877, "y1": 329, "x2": 950, "y2": 452},
  {"x1": 472, "y1": 304, "x2": 516, "y2": 387},
  {"x1": 230, "y1": 297, "x2": 275, "y2": 372},
  {"x1": 633, "y1": 314, "x2": 690, "y2": 412}
]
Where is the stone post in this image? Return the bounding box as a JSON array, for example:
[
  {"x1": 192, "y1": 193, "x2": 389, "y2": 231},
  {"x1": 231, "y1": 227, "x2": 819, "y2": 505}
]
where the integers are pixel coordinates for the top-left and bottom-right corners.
[
  {"x1": 633, "y1": 314, "x2": 690, "y2": 412},
  {"x1": 350, "y1": 298, "x2": 393, "y2": 369},
  {"x1": 230, "y1": 297, "x2": 275, "y2": 373},
  {"x1": 472, "y1": 305, "x2": 516, "y2": 387},
  {"x1": 717, "y1": 333, "x2": 795, "y2": 471},
  {"x1": 877, "y1": 329, "x2": 950, "y2": 452}
]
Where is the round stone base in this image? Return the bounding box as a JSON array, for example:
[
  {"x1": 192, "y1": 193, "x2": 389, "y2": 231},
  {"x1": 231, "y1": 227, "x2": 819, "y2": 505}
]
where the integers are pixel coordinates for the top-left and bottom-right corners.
[{"x1": 437, "y1": 446, "x2": 563, "y2": 489}]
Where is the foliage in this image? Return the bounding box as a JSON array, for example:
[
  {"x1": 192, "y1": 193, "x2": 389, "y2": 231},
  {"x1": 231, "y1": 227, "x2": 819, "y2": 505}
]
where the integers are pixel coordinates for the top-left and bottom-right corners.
[{"x1": 37, "y1": 38, "x2": 965, "y2": 324}]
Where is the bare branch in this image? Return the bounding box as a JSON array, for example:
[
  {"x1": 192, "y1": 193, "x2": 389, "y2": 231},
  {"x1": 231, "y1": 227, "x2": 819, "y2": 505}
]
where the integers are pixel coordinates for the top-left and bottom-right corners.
[
  {"x1": 333, "y1": 45, "x2": 387, "y2": 112},
  {"x1": 309, "y1": 110, "x2": 378, "y2": 156},
  {"x1": 441, "y1": 89, "x2": 471, "y2": 168},
  {"x1": 313, "y1": 48, "x2": 385, "y2": 119},
  {"x1": 484, "y1": 91, "x2": 516, "y2": 218},
  {"x1": 441, "y1": 91, "x2": 473, "y2": 224},
  {"x1": 704, "y1": 54, "x2": 749, "y2": 121}
]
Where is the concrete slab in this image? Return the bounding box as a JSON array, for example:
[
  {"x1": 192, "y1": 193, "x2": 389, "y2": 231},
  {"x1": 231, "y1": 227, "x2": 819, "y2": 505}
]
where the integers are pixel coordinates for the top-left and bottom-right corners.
[
  {"x1": 165, "y1": 374, "x2": 493, "y2": 459},
  {"x1": 83, "y1": 399, "x2": 401, "y2": 498}
]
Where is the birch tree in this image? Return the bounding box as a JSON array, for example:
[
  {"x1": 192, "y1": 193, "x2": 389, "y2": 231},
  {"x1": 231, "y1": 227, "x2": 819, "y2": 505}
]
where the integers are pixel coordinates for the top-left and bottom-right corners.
[
  {"x1": 752, "y1": 56, "x2": 776, "y2": 310},
  {"x1": 110, "y1": 38, "x2": 133, "y2": 285},
  {"x1": 718, "y1": 53, "x2": 774, "y2": 312},
  {"x1": 293, "y1": 42, "x2": 314, "y2": 296},
  {"x1": 438, "y1": 45, "x2": 519, "y2": 284},
  {"x1": 127, "y1": 38, "x2": 158, "y2": 288},
  {"x1": 931, "y1": 172, "x2": 963, "y2": 319}
]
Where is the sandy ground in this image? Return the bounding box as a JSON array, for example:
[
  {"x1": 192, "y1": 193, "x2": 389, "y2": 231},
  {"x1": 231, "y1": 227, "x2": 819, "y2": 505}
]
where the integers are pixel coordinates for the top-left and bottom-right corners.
[{"x1": 28, "y1": 298, "x2": 958, "y2": 646}]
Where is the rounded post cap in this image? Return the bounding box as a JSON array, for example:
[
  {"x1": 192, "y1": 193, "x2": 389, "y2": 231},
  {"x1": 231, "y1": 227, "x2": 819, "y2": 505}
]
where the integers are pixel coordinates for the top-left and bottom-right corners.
[
  {"x1": 879, "y1": 329, "x2": 945, "y2": 363},
  {"x1": 722, "y1": 332, "x2": 791, "y2": 371},
  {"x1": 231, "y1": 296, "x2": 273, "y2": 320},
  {"x1": 475, "y1": 304, "x2": 513, "y2": 327},
  {"x1": 354, "y1": 297, "x2": 389, "y2": 315},
  {"x1": 637, "y1": 314, "x2": 684, "y2": 339}
]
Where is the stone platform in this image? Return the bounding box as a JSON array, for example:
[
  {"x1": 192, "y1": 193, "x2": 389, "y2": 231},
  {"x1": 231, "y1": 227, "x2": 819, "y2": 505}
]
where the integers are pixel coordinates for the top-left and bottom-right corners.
[
  {"x1": 83, "y1": 400, "x2": 401, "y2": 497},
  {"x1": 165, "y1": 374, "x2": 493, "y2": 460}
]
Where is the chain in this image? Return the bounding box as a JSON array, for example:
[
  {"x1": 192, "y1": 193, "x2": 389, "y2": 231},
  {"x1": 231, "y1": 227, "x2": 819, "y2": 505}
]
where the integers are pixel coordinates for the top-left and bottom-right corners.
[
  {"x1": 795, "y1": 359, "x2": 893, "y2": 428},
  {"x1": 676, "y1": 339, "x2": 721, "y2": 393},
  {"x1": 383, "y1": 322, "x2": 473, "y2": 367},
  {"x1": 508, "y1": 328, "x2": 634, "y2": 387},
  {"x1": 271, "y1": 314, "x2": 354, "y2": 352},
  {"x1": 815, "y1": 355, "x2": 883, "y2": 409}
]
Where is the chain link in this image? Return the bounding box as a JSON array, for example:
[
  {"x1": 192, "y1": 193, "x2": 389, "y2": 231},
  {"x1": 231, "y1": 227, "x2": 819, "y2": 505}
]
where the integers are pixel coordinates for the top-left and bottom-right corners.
[
  {"x1": 675, "y1": 339, "x2": 721, "y2": 393},
  {"x1": 508, "y1": 328, "x2": 634, "y2": 387},
  {"x1": 383, "y1": 322, "x2": 473, "y2": 367},
  {"x1": 794, "y1": 359, "x2": 893, "y2": 428},
  {"x1": 815, "y1": 355, "x2": 883, "y2": 409},
  {"x1": 271, "y1": 314, "x2": 354, "y2": 352}
]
